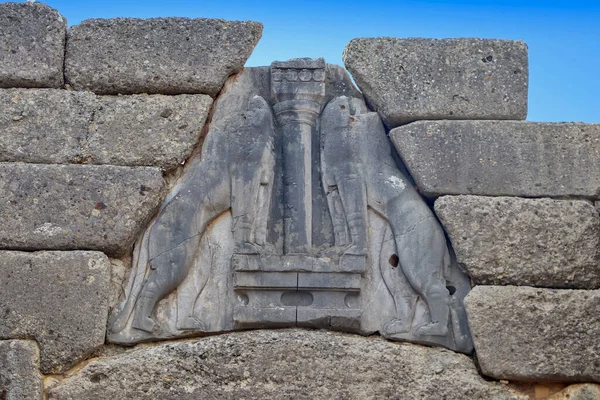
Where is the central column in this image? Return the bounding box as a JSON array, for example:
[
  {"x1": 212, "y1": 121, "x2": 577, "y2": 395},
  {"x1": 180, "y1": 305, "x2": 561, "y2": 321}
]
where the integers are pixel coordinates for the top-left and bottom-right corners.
[{"x1": 271, "y1": 58, "x2": 326, "y2": 254}]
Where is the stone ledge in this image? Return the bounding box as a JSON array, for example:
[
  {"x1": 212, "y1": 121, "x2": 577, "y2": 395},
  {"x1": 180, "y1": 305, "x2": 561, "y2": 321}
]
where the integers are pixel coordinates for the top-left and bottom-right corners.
[
  {"x1": 48, "y1": 329, "x2": 525, "y2": 399},
  {"x1": 465, "y1": 286, "x2": 600, "y2": 383},
  {"x1": 435, "y1": 196, "x2": 600, "y2": 289},
  {"x1": 344, "y1": 38, "x2": 528, "y2": 128},
  {"x1": 0, "y1": 163, "x2": 164, "y2": 256},
  {"x1": 0, "y1": 251, "x2": 110, "y2": 374},
  {"x1": 0, "y1": 89, "x2": 212, "y2": 169},
  {"x1": 391, "y1": 121, "x2": 600, "y2": 198},
  {"x1": 65, "y1": 17, "x2": 263, "y2": 95},
  {"x1": 0, "y1": 3, "x2": 66, "y2": 89}
]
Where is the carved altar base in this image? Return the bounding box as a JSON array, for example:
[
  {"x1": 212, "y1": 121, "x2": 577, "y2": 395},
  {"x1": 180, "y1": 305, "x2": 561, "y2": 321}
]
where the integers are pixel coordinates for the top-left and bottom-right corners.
[{"x1": 232, "y1": 254, "x2": 364, "y2": 329}]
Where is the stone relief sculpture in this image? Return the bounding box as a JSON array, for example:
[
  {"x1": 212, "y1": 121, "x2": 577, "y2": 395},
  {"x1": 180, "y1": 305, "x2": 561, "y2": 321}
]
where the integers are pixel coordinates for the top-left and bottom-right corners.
[
  {"x1": 109, "y1": 58, "x2": 473, "y2": 353},
  {"x1": 111, "y1": 95, "x2": 276, "y2": 335},
  {"x1": 321, "y1": 96, "x2": 451, "y2": 336}
]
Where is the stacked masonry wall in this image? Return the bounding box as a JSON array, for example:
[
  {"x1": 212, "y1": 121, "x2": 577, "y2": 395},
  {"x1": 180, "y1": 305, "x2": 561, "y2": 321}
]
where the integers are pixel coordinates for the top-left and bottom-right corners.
[{"x1": 0, "y1": 2, "x2": 598, "y2": 399}]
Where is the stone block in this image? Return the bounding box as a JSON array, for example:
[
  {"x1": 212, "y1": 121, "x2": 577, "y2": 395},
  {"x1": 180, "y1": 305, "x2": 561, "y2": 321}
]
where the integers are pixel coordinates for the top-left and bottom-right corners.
[
  {"x1": 343, "y1": 38, "x2": 528, "y2": 128},
  {"x1": 0, "y1": 251, "x2": 110, "y2": 374},
  {"x1": 0, "y1": 163, "x2": 164, "y2": 256},
  {"x1": 88, "y1": 94, "x2": 212, "y2": 168},
  {"x1": 391, "y1": 121, "x2": 600, "y2": 198},
  {"x1": 65, "y1": 18, "x2": 263, "y2": 95},
  {"x1": 435, "y1": 196, "x2": 600, "y2": 289},
  {"x1": 0, "y1": 340, "x2": 43, "y2": 400},
  {"x1": 0, "y1": 3, "x2": 66, "y2": 88},
  {"x1": 464, "y1": 286, "x2": 600, "y2": 383},
  {"x1": 0, "y1": 89, "x2": 212, "y2": 169},
  {"x1": 49, "y1": 329, "x2": 525, "y2": 399},
  {"x1": 0, "y1": 89, "x2": 95, "y2": 163}
]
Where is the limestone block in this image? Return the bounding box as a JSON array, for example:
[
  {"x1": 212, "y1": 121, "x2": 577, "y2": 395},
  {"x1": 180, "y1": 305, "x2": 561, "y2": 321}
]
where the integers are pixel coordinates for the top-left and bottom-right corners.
[
  {"x1": 65, "y1": 18, "x2": 263, "y2": 95},
  {"x1": 391, "y1": 121, "x2": 600, "y2": 199},
  {"x1": 0, "y1": 89, "x2": 212, "y2": 169},
  {"x1": 0, "y1": 251, "x2": 110, "y2": 374},
  {"x1": 435, "y1": 196, "x2": 600, "y2": 289},
  {"x1": 49, "y1": 329, "x2": 525, "y2": 399},
  {"x1": 88, "y1": 94, "x2": 212, "y2": 168},
  {"x1": 343, "y1": 38, "x2": 528, "y2": 128},
  {"x1": 464, "y1": 286, "x2": 600, "y2": 383},
  {"x1": 0, "y1": 3, "x2": 66, "y2": 88},
  {"x1": 0, "y1": 164, "x2": 164, "y2": 256},
  {"x1": 0, "y1": 340, "x2": 43, "y2": 400},
  {"x1": 0, "y1": 89, "x2": 95, "y2": 163}
]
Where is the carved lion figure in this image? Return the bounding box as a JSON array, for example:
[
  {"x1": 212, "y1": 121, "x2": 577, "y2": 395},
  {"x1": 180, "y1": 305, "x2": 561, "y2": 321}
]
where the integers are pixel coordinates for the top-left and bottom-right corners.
[
  {"x1": 321, "y1": 96, "x2": 451, "y2": 336},
  {"x1": 111, "y1": 96, "x2": 276, "y2": 333}
]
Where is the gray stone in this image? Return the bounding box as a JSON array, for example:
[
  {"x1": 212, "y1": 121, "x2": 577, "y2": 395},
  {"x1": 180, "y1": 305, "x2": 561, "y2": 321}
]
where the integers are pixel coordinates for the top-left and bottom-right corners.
[
  {"x1": 0, "y1": 89, "x2": 212, "y2": 169},
  {"x1": 0, "y1": 3, "x2": 66, "y2": 88},
  {"x1": 0, "y1": 163, "x2": 164, "y2": 256},
  {"x1": 435, "y1": 196, "x2": 600, "y2": 289},
  {"x1": 110, "y1": 92, "x2": 277, "y2": 341},
  {"x1": 391, "y1": 121, "x2": 600, "y2": 199},
  {"x1": 343, "y1": 38, "x2": 528, "y2": 128},
  {"x1": 272, "y1": 58, "x2": 327, "y2": 254},
  {"x1": 65, "y1": 18, "x2": 263, "y2": 95},
  {"x1": 464, "y1": 286, "x2": 600, "y2": 383},
  {"x1": 0, "y1": 89, "x2": 95, "y2": 163},
  {"x1": 108, "y1": 63, "x2": 472, "y2": 353},
  {"x1": 89, "y1": 94, "x2": 212, "y2": 168},
  {"x1": 319, "y1": 95, "x2": 471, "y2": 346},
  {"x1": 0, "y1": 340, "x2": 42, "y2": 400},
  {"x1": 50, "y1": 329, "x2": 524, "y2": 399},
  {"x1": 0, "y1": 251, "x2": 110, "y2": 374}
]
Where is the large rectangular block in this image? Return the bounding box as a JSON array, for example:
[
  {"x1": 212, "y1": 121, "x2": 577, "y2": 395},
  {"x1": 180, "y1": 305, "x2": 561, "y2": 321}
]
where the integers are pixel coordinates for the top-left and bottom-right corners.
[
  {"x1": 0, "y1": 340, "x2": 42, "y2": 400},
  {"x1": 48, "y1": 330, "x2": 523, "y2": 399},
  {"x1": 391, "y1": 121, "x2": 600, "y2": 198},
  {"x1": 0, "y1": 89, "x2": 95, "y2": 163},
  {"x1": 0, "y1": 251, "x2": 110, "y2": 374},
  {"x1": 0, "y1": 89, "x2": 212, "y2": 169},
  {"x1": 89, "y1": 93, "x2": 212, "y2": 167},
  {"x1": 435, "y1": 196, "x2": 600, "y2": 289},
  {"x1": 344, "y1": 38, "x2": 528, "y2": 128},
  {"x1": 65, "y1": 18, "x2": 263, "y2": 95},
  {"x1": 0, "y1": 163, "x2": 164, "y2": 255},
  {"x1": 0, "y1": 3, "x2": 66, "y2": 88},
  {"x1": 465, "y1": 286, "x2": 600, "y2": 383}
]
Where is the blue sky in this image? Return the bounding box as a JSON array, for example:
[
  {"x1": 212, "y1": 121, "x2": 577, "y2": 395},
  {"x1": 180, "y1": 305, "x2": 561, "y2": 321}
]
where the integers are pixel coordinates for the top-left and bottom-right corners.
[{"x1": 39, "y1": 0, "x2": 600, "y2": 123}]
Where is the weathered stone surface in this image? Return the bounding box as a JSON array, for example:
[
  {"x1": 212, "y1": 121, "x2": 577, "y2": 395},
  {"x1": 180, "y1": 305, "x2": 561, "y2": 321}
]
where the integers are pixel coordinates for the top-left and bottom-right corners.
[
  {"x1": 0, "y1": 89, "x2": 212, "y2": 169},
  {"x1": 465, "y1": 286, "x2": 600, "y2": 383},
  {"x1": 0, "y1": 3, "x2": 66, "y2": 88},
  {"x1": 89, "y1": 94, "x2": 212, "y2": 168},
  {"x1": 343, "y1": 38, "x2": 528, "y2": 128},
  {"x1": 107, "y1": 64, "x2": 472, "y2": 353},
  {"x1": 391, "y1": 121, "x2": 600, "y2": 199},
  {"x1": 0, "y1": 251, "x2": 110, "y2": 374},
  {"x1": 0, "y1": 89, "x2": 95, "y2": 163},
  {"x1": 548, "y1": 384, "x2": 600, "y2": 400},
  {"x1": 435, "y1": 196, "x2": 600, "y2": 289},
  {"x1": 108, "y1": 66, "x2": 365, "y2": 344},
  {"x1": 0, "y1": 164, "x2": 164, "y2": 255},
  {"x1": 50, "y1": 329, "x2": 524, "y2": 399},
  {"x1": 0, "y1": 340, "x2": 43, "y2": 400},
  {"x1": 65, "y1": 18, "x2": 263, "y2": 95}
]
